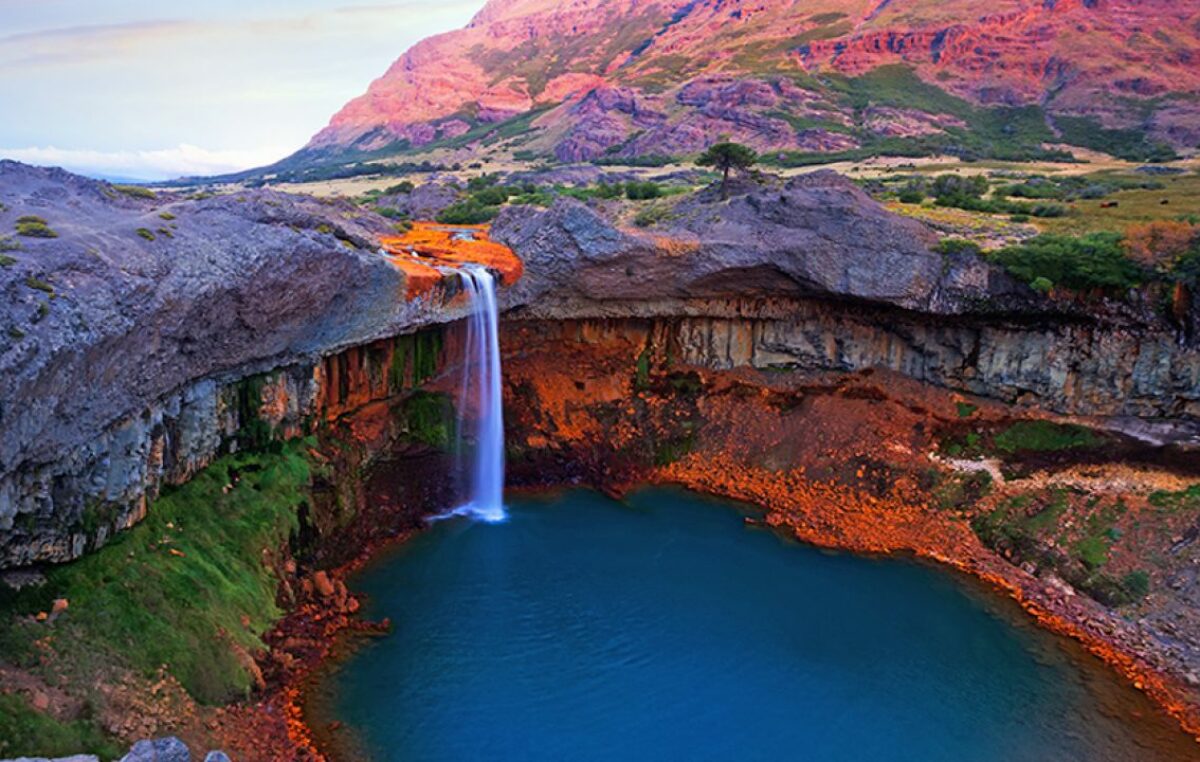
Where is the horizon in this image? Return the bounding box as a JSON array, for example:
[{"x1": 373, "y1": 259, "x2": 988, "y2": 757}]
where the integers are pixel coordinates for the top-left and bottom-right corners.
[{"x1": 0, "y1": 0, "x2": 488, "y2": 181}]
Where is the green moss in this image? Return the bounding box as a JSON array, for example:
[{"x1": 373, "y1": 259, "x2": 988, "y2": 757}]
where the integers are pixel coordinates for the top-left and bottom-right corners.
[
  {"x1": 992, "y1": 421, "x2": 1102, "y2": 454},
  {"x1": 0, "y1": 693, "x2": 121, "y2": 760},
  {"x1": 411, "y1": 329, "x2": 443, "y2": 386},
  {"x1": 1122, "y1": 570, "x2": 1151, "y2": 599},
  {"x1": 401, "y1": 391, "x2": 453, "y2": 450},
  {"x1": 1073, "y1": 534, "x2": 1111, "y2": 570},
  {"x1": 955, "y1": 401, "x2": 978, "y2": 418},
  {"x1": 0, "y1": 442, "x2": 312, "y2": 705},
  {"x1": 111, "y1": 184, "x2": 157, "y2": 200},
  {"x1": 634, "y1": 346, "x2": 652, "y2": 390},
  {"x1": 235, "y1": 376, "x2": 274, "y2": 451},
  {"x1": 135, "y1": 228, "x2": 156, "y2": 241}
]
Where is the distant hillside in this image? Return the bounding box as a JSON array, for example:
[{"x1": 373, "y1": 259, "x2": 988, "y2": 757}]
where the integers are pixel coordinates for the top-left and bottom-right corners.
[{"x1": 275, "y1": 0, "x2": 1200, "y2": 177}]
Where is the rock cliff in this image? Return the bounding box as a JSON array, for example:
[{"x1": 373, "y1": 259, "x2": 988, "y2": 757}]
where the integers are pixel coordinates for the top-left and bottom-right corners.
[{"x1": 2, "y1": 161, "x2": 1198, "y2": 568}]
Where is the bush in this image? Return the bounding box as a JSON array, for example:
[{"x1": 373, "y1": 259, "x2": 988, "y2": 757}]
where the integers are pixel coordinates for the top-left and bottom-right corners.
[
  {"x1": 136, "y1": 228, "x2": 156, "y2": 241},
  {"x1": 384, "y1": 180, "x2": 415, "y2": 195},
  {"x1": 470, "y1": 186, "x2": 511, "y2": 206},
  {"x1": 0, "y1": 236, "x2": 21, "y2": 252},
  {"x1": 15, "y1": 216, "x2": 57, "y2": 238},
  {"x1": 437, "y1": 201, "x2": 499, "y2": 225},
  {"x1": 625, "y1": 181, "x2": 662, "y2": 200},
  {"x1": 898, "y1": 189, "x2": 925, "y2": 204},
  {"x1": 1030, "y1": 277, "x2": 1054, "y2": 293},
  {"x1": 991, "y1": 232, "x2": 1143, "y2": 292}
]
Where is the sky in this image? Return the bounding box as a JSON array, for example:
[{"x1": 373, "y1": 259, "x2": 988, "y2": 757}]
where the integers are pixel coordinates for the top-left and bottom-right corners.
[{"x1": 0, "y1": 0, "x2": 488, "y2": 180}]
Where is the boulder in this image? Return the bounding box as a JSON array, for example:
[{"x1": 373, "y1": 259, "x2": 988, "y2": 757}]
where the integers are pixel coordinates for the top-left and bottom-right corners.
[{"x1": 119, "y1": 737, "x2": 189, "y2": 762}]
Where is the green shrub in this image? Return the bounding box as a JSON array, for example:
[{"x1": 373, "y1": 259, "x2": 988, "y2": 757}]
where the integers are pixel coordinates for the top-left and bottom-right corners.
[
  {"x1": 471, "y1": 186, "x2": 511, "y2": 206},
  {"x1": 15, "y1": 216, "x2": 57, "y2": 238},
  {"x1": 0, "y1": 254, "x2": 15, "y2": 267},
  {"x1": 991, "y1": 232, "x2": 1143, "y2": 292},
  {"x1": 1030, "y1": 277, "x2": 1054, "y2": 293},
  {"x1": 0, "y1": 235, "x2": 21, "y2": 251},
  {"x1": 437, "y1": 201, "x2": 499, "y2": 225},
  {"x1": 112, "y1": 184, "x2": 157, "y2": 200},
  {"x1": 625, "y1": 181, "x2": 663, "y2": 201},
  {"x1": 158, "y1": 211, "x2": 176, "y2": 220},
  {"x1": 898, "y1": 189, "x2": 925, "y2": 204},
  {"x1": 384, "y1": 181, "x2": 415, "y2": 195},
  {"x1": 136, "y1": 228, "x2": 156, "y2": 241}
]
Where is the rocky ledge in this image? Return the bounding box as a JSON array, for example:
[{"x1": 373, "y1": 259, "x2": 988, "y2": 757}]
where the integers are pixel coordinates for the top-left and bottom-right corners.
[{"x1": 2, "y1": 162, "x2": 1199, "y2": 567}]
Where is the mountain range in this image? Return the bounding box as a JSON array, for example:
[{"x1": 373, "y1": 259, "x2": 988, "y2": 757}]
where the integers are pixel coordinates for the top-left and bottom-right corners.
[{"x1": 283, "y1": 0, "x2": 1200, "y2": 172}]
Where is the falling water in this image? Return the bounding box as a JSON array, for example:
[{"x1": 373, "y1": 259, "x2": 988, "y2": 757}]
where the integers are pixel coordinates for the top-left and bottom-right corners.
[{"x1": 443, "y1": 265, "x2": 506, "y2": 523}]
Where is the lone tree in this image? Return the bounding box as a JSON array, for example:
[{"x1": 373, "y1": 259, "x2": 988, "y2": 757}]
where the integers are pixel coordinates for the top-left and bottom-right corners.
[{"x1": 696, "y1": 141, "x2": 758, "y2": 199}]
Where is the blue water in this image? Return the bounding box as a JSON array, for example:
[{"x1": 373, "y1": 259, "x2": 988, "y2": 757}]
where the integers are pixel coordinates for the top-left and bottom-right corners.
[{"x1": 324, "y1": 488, "x2": 1199, "y2": 761}]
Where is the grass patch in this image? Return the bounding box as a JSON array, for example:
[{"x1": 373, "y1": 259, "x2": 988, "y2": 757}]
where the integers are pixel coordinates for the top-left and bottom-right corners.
[
  {"x1": 0, "y1": 693, "x2": 121, "y2": 759},
  {"x1": 955, "y1": 401, "x2": 978, "y2": 418},
  {"x1": 0, "y1": 236, "x2": 21, "y2": 252},
  {"x1": 111, "y1": 184, "x2": 157, "y2": 200},
  {"x1": 992, "y1": 421, "x2": 1103, "y2": 454},
  {"x1": 0, "y1": 441, "x2": 313, "y2": 705},
  {"x1": 1054, "y1": 116, "x2": 1177, "y2": 163},
  {"x1": 1148, "y1": 484, "x2": 1200, "y2": 513},
  {"x1": 135, "y1": 228, "x2": 156, "y2": 241}
]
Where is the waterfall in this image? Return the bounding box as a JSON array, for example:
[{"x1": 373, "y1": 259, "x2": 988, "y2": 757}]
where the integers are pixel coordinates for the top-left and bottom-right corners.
[{"x1": 444, "y1": 265, "x2": 507, "y2": 523}]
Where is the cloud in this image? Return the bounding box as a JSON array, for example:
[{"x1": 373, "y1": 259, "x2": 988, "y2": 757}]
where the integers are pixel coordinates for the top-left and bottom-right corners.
[{"x1": 0, "y1": 144, "x2": 293, "y2": 181}]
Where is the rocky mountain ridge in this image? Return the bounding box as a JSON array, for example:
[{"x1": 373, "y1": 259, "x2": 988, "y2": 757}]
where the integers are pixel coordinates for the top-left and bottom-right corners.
[{"x1": 290, "y1": 0, "x2": 1200, "y2": 168}]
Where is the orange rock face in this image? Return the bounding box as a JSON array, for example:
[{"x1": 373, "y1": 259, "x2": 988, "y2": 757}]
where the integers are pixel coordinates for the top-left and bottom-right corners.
[{"x1": 381, "y1": 222, "x2": 524, "y2": 300}]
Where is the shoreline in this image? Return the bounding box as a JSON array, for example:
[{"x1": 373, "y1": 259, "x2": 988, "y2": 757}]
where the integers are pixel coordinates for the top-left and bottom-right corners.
[
  {"x1": 262, "y1": 474, "x2": 1200, "y2": 761},
  {"x1": 653, "y1": 455, "x2": 1200, "y2": 745}
]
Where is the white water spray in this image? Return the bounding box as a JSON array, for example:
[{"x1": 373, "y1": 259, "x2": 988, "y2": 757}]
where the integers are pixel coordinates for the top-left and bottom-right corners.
[{"x1": 441, "y1": 265, "x2": 507, "y2": 523}]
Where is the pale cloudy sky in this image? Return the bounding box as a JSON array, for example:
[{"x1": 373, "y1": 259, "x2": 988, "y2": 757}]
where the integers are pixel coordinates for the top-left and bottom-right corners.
[{"x1": 0, "y1": 1, "x2": 488, "y2": 180}]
